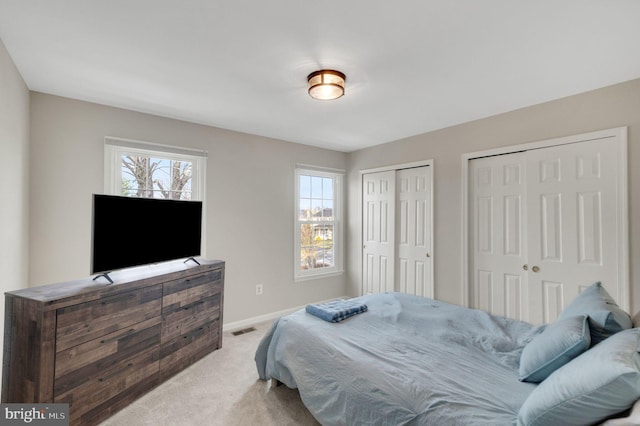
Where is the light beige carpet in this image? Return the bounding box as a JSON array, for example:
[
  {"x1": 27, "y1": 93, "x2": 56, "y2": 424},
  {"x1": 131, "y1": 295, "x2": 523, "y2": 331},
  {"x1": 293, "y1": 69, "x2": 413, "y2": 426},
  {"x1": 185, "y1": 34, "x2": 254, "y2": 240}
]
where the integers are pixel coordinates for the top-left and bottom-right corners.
[{"x1": 100, "y1": 320, "x2": 320, "y2": 426}]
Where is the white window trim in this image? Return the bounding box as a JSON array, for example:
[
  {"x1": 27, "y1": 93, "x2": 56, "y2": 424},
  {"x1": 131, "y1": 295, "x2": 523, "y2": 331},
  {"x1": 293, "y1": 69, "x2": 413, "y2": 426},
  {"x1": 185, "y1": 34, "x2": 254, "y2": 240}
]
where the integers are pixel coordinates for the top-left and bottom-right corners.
[
  {"x1": 104, "y1": 136, "x2": 207, "y2": 200},
  {"x1": 103, "y1": 136, "x2": 208, "y2": 257},
  {"x1": 294, "y1": 166, "x2": 344, "y2": 282}
]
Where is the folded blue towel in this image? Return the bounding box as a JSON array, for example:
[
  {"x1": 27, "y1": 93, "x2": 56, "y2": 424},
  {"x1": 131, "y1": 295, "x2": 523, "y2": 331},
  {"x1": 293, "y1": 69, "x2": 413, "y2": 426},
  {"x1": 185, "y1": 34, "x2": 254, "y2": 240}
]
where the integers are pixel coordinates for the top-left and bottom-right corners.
[{"x1": 305, "y1": 299, "x2": 368, "y2": 323}]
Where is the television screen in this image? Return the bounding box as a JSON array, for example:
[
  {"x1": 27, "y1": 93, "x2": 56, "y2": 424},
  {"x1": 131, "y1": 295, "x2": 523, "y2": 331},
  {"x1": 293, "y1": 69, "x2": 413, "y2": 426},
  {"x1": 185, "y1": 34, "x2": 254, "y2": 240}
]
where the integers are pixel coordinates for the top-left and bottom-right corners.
[{"x1": 91, "y1": 194, "x2": 203, "y2": 274}]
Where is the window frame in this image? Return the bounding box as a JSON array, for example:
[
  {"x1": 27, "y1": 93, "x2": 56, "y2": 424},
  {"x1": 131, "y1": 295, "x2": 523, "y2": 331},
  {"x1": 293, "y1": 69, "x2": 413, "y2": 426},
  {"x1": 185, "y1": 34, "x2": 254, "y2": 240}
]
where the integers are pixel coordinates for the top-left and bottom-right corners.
[
  {"x1": 104, "y1": 136, "x2": 208, "y2": 256},
  {"x1": 104, "y1": 137, "x2": 207, "y2": 201},
  {"x1": 294, "y1": 166, "x2": 344, "y2": 281}
]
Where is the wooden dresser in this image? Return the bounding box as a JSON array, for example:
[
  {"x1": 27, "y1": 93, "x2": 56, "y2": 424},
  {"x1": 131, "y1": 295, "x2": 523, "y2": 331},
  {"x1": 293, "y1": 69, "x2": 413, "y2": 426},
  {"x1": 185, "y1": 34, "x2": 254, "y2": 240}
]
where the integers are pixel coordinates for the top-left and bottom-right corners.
[{"x1": 1, "y1": 258, "x2": 224, "y2": 426}]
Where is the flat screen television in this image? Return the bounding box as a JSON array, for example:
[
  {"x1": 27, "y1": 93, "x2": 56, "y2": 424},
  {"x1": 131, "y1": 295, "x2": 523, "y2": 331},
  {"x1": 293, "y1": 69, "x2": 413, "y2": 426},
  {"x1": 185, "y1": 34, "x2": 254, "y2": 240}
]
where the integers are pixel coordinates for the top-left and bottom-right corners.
[{"x1": 91, "y1": 194, "x2": 203, "y2": 279}]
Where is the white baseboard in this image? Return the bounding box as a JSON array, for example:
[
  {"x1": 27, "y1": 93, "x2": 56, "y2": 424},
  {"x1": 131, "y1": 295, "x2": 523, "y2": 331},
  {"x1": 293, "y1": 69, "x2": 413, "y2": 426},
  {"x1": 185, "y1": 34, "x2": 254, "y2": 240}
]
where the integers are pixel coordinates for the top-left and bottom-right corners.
[{"x1": 222, "y1": 295, "x2": 349, "y2": 333}]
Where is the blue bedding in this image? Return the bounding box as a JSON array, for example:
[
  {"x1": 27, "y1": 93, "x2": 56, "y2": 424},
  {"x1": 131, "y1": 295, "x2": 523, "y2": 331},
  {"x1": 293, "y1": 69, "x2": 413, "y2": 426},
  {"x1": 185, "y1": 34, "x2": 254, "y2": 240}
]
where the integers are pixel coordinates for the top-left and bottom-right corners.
[{"x1": 255, "y1": 292, "x2": 541, "y2": 425}]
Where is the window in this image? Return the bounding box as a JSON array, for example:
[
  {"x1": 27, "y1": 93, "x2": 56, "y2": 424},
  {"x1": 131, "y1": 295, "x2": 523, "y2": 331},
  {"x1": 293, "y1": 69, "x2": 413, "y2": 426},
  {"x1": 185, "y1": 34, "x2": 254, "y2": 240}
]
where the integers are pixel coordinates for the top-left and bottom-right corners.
[
  {"x1": 104, "y1": 137, "x2": 207, "y2": 201},
  {"x1": 104, "y1": 137, "x2": 208, "y2": 259},
  {"x1": 295, "y1": 167, "x2": 343, "y2": 280}
]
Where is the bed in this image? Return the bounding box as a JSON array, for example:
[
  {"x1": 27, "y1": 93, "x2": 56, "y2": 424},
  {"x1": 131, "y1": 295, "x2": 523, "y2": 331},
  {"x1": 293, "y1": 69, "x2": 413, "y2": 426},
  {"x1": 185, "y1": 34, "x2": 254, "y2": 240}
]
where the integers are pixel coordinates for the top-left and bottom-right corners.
[{"x1": 255, "y1": 284, "x2": 640, "y2": 425}]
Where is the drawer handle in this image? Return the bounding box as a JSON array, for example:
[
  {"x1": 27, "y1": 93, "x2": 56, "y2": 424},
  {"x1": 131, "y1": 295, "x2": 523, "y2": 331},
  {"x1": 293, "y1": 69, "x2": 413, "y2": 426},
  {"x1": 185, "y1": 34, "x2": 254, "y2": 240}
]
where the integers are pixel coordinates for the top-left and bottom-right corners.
[
  {"x1": 101, "y1": 328, "x2": 136, "y2": 344},
  {"x1": 181, "y1": 301, "x2": 204, "y2": 311},
  {"x1": 100, "y1": 293, "x2": 136, "y2": 306},
  {"x1": 99, "y1": 363, "x2": 133, "y2": 382}
]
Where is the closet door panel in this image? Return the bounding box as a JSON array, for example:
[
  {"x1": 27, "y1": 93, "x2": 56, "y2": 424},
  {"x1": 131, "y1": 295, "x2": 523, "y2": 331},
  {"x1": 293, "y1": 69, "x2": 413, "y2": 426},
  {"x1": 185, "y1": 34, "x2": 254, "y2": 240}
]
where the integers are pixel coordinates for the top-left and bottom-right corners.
[
  {"x1": 362, "y1": 171, "x2": 395, "y2": 294},
  {"x1": 396, "y1": 167, "x2": 432, "y2": 298},
  {"x1": 526, "y1": 139, "x2": 619, "y2": 324},
  {"x1": 469, "y1": 153, "x2": 528, "y2": 320}
]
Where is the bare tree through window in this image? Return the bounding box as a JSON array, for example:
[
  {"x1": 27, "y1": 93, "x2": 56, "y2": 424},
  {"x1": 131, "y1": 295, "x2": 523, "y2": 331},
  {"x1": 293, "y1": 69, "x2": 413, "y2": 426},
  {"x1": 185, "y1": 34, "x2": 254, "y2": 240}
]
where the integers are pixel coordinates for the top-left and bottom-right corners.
[{"x1": 121, "y1": 155, "x2": 192, "y2": 199}]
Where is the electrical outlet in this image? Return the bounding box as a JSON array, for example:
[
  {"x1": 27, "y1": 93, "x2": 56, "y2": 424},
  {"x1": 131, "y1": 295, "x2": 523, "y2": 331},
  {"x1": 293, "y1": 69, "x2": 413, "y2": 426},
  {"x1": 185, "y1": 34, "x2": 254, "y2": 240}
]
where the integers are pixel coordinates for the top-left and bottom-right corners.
[{"x1": 256, "y1": 284, "x2": 263, "y2": 295}]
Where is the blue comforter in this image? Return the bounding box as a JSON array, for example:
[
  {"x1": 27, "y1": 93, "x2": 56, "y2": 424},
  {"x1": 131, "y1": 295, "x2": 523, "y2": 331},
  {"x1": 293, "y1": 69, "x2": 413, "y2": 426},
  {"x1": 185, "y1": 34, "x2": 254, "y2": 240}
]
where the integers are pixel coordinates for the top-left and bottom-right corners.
[{"x1": 255, "y1": 292, "x2": 541, "y2": 425}]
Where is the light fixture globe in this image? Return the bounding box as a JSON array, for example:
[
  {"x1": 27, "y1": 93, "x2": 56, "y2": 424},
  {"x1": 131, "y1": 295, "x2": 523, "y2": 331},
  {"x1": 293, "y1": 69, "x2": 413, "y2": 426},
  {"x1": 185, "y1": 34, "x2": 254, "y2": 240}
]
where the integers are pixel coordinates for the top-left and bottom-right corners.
[{"x1": 307, "y1": 70, "x2": 346, "y2": 100}]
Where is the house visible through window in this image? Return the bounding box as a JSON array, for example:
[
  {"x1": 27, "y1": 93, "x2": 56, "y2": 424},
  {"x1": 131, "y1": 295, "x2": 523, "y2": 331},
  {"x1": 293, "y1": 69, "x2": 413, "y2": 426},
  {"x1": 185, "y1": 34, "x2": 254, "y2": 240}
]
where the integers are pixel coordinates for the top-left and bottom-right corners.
[{"x1": 295, "y1": 167, "x2": 343, "y2": 280}]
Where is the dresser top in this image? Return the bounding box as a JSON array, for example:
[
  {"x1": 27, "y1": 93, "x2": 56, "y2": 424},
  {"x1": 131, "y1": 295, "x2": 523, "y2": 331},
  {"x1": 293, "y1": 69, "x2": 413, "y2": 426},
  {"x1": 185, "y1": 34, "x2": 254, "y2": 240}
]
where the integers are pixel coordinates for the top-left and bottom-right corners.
[{"x1": 5, "y1": 258, "x2": 224, "y2": 310}]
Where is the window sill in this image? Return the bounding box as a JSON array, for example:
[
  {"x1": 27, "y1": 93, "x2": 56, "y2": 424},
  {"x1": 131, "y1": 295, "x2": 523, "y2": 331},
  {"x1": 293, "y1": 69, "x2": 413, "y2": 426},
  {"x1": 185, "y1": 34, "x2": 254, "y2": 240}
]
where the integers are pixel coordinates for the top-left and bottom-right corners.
[{"x1": 295, "y1": 270, "x2": 344, "y2": 283}]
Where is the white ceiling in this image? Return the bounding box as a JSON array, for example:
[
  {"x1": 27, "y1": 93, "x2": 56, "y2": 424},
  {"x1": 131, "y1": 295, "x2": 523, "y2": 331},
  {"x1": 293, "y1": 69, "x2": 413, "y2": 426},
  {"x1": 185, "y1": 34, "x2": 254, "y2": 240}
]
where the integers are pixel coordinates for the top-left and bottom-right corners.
[{"x1": 1, "y1": 1, "x2": 639, "y2": 152}]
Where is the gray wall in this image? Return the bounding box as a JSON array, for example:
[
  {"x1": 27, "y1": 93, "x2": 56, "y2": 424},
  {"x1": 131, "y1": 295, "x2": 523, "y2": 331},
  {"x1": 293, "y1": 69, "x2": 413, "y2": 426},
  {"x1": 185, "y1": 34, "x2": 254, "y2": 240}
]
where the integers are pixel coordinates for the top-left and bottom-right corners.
[
  {"x1": 0, "y1": 38, "x2": 30, "y2": 382},
  {"x1": 29, "y1": 93, "x2": 347, "y2": 324},
  {"x1": 346, "y1": 78, "x2": 640, "y2": 314},
  {"x1": 5, "y1": 36, "x2": 640, "y2": 330}
]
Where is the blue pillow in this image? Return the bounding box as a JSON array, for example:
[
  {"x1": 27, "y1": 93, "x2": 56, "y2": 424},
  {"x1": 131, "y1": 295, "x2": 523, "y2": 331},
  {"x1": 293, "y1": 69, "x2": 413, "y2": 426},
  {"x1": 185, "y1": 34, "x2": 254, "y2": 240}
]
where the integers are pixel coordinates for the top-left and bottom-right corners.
[
  {"x1": 519, "y1": 315, "x2": 590, "y2": 383},
  {"x1": 557, "y1": 282, "x2": 631, "y2": 345},
  {"x1": 518, "y1": 328, "x2": 640, "y2": 426}
]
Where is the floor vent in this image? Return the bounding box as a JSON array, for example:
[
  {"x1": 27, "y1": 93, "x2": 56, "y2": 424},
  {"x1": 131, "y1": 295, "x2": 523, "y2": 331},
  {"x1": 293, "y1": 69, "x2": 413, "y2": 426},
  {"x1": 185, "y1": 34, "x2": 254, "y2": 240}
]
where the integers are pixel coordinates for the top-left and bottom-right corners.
[{"x1": 231, "y1": 326, "x2": 256, "y2": 336}]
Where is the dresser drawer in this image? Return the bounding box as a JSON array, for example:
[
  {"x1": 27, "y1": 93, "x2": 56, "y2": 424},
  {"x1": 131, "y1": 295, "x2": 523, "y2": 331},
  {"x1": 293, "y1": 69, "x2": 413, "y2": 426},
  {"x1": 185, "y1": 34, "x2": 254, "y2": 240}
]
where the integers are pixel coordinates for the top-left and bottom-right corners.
[
  {"x1": 162, "y1": 268, "x2": 223, "y2": 308},
  {"x1": 159, "y1": 318, "x2": 219, "y2": 380},
  {"x1": 54, "y1": 317, "x2": 161, "y2": 426},
  {"x1": 161, "y1": 292, "x2": 221, "y2": 342},
  {"x1": 56, "y1": 284, "x2": 162, "y2": 351},
  {"x1": 54, "y1": 340, "x2": 160, "y2": 425},
  {"x1": 54, "y1": 316, "x2": 161, "y2": 388},
  {"x1": 160, "y1": 269, "x2": 223, "y2": 379}
]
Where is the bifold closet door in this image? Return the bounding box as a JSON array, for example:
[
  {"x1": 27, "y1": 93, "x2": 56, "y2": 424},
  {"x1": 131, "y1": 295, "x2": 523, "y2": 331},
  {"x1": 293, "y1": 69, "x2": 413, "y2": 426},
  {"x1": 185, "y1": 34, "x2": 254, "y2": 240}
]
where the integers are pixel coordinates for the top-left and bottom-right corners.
[
  {"x1": 469, "y1": 152, "x2": 528, "y2": 321},
  {"x1": 362, "y1": 171, "x2": 396, "y2": 294},
  {"x1": 396, "y1": 167, "x2": 433, "y2": 298},
  {"x1": 525, "y1": 139, "x2": 620, "y2": 324},
  {"x1": 470, "y1": 137, "x2": 622, "y2": 325},
  {"x1": 362, "y1": 166, "x2": 433, "y2": 297}
]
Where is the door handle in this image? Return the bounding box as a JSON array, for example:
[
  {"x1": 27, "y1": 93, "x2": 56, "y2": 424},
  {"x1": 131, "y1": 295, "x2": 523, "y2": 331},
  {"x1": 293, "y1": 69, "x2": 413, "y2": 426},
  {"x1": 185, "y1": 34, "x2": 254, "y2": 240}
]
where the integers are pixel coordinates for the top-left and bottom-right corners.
[
  {"x1": 532, "y1": 265, "x2": 540, "y2": 273},
  {"x1": 426, "y1": 252, "x2": 431, "y2": 258},
  {"x1": 522, "y1": 264, "x2": 528, "y2": 271}
]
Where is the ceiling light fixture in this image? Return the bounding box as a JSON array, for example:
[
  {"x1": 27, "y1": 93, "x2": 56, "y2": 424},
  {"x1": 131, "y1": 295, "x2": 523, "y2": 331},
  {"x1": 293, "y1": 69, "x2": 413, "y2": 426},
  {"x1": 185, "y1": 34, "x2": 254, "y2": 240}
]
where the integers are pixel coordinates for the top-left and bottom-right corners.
[{"x1": 307, "y1": 70, "x2": 346, "y2": 100}]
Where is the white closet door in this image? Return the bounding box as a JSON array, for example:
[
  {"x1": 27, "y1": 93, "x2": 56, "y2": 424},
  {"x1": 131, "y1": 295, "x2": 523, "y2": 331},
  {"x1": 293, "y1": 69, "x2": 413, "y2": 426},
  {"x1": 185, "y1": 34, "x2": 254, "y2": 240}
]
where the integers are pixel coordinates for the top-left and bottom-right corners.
[
  {"x1": 396, "y1": 167, "x2": 433, "y2": 298},
  {"x1": 362, "y1": 171, "x2": 395, "y2": 294},
  {"x1": 526, "y1": 138, "x2": 620, "y2": 324},
  {"x1": 469, "y1": 153, "x2": 528, "y2": 320},
  {"x1": 470, "y1": 136, "x2": 623, "y2": 325}
]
